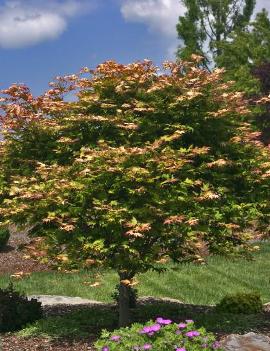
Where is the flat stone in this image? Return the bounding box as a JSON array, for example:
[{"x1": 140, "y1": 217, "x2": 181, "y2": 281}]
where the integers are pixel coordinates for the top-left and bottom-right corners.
[
  {"x1": 263, "y1": 302, "x2": 270, "y2": 312},
  {"x1": 222, "y1": 332, "x2": 270, "y2": 351},
  {"x1": 139, "y1": 296, "x2": 184, "y2": 305},
  {"x1": 28, "y1": 295, "x2": 103, "y2": 306}
]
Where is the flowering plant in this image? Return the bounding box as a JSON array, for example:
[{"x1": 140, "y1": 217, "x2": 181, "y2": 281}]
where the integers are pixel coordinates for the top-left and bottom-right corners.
[{"x1": 95, "y1": 318, "x2": 223, "y2": 350}]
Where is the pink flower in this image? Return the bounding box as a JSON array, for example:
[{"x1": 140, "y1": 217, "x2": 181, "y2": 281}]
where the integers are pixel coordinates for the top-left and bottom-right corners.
[
  {"x1": 212, "y1": 341, "x2": 221, "y2": 349},
  {"x1": 143, "y1": 344, "x2": 152, "y2": 350},
  {"x1": 178, "y1": 323, "x2": 187, "y2": 329},
  {"x1": 156, "y1": 317, "x2": 172, "y2": 325},
  {"x1": 176, "y1": 348, "x2": 186, "y2": 351},
  {"x1": 151, "y1": 324, "x2": 161, "y2": 332},
  {"x1": 140, "y1": 326, "x2": 151, "y2": 334},
  {"x1": 193, "y1": 331, "x2": 200, "y2": 337},
  {"x1": 140, "y1": 324, "x2": 161, "y2": 335},
  {"x1": 185, "y1": 330, "x2": 200, "y2": 338},
  {"x1": 110, "y1": 335, "x2": 121, "y2": 342}
]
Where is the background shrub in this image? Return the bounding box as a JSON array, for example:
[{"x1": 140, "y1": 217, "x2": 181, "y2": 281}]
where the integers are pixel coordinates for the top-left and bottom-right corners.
[
  {"x1": 0, "y1": 227, "x2": 10, "y2": 250},
  {"x1": 0, "y1": 283, "x2": 43, "y2": 332},
  {"x1": 215, "y1": 292, "x2": 263, "y2": 314}
]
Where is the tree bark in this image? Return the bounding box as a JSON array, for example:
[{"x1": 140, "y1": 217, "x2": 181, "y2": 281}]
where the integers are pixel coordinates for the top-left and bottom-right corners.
[{"x1": 118, "y1": 272, "x2": 134, "y2": 327}]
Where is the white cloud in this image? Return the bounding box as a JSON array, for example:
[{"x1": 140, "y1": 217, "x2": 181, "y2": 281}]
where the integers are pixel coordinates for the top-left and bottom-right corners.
[
  {"x1": 120, "y1": 0, "x2": 184, "y2": 59},
  {"x1": 121, "y1": 0, "x2": 270, "y2": 37},
  {"x1": 120, "y1": 0, "x2": 183, "y2": 37},
  {"x1": 120, "y1": 0, "x2": 270, "y2": 59},
  {"x1": 0, "y1": 0, "x2": 95, "y2": 49}
]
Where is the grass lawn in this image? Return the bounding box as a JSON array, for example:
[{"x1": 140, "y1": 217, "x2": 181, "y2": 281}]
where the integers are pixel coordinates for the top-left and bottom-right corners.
[{"x1": 1, "y1": 242, "x2": 270, "y2": 305}]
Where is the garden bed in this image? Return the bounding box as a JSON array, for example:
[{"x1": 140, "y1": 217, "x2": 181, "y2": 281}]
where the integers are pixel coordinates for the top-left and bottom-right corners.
[
  {"x1": 2, "y1": 299, "x2": 270, "y2": 350},
  {"x1": 0, "y1": 227, "x2": 49, "y2": 275},
  {"x1": 0, "y1": 335, "x2": 95, "y2": 351}
]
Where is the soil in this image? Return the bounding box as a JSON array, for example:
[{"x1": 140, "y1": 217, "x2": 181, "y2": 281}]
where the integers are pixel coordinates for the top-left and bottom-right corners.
[
  {"x1": 0, "y1": 335, "x2": 96, "y2": 351},
  {"x1": 0, "y1": 226, "x2": 50, "y2": 274}
]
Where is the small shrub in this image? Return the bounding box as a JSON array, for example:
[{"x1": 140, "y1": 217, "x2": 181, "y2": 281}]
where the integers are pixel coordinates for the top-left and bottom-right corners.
[
  {"x1": 0, "y1": 282, "x2": 43, "y2": 332},
  {"x1": 0, "y1": 227, "x2": 10, "y2": 250},
  {"x1": 215, "y1": 292, "x2": 263, "y2": 314},
  {"x1": 95, "y1": 317, "x2": 223, "y2": 350}
]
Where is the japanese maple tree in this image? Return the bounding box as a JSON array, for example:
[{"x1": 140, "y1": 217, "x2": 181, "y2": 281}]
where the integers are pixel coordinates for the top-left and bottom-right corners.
[{"x1": 0, "y1": 58, "x2": 269, "y2": 326}]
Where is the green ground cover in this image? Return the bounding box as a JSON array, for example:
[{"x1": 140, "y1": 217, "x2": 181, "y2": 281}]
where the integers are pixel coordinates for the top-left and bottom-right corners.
[{"x1": 1, "y1": 242, "x2": 270, "y2": 305}]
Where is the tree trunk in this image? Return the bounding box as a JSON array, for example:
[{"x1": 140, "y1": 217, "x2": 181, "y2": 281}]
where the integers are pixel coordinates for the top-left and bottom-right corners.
[{"x1": 118, "y1": 272, "x2": 134, "y2": 327}]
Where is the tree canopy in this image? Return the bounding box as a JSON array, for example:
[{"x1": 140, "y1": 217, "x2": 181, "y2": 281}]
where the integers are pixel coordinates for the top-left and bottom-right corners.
[
  {"x1": 177, "y1": 0, "x2": 256, "y2": 67},
  {"x1": 0, "y1": 58, "x2": 269, "y2": 325},
  {"x1": 216, "y1": 9, "x2": 270, "y2": 143},
  {"x1": 217, "y1": 9, "x2": 270, "y2": 69}
]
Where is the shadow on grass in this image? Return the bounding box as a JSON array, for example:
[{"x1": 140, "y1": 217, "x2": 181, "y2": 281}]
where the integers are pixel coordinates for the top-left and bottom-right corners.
[
  {"x1": 17, "y1": 305, "x2": 117, "y2": 338},
  {"x1": 16, "y1": 301, "x2": 270, "y2": 342}
]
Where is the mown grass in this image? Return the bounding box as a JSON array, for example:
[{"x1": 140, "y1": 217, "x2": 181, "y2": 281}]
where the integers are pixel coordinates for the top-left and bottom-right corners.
[{"x1": 1, "y1": 242, "x2": 270, "y2": 305}]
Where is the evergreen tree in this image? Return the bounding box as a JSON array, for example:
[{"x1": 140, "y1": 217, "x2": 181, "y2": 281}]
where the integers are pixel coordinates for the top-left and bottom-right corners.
[
  {"x1": 217, "y1": 10, "x2": 270, "y2": 144},
  {"x1": 177, "y1": 0, "x2": 256, "y2": 67},
  {"x1": 217, "y1": 10, "x2": 270, "y2": 70}
]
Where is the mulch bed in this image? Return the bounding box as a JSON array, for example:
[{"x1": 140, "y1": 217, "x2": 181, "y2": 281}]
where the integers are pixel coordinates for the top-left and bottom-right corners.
[
  {"x1": 0, "y1": 226, "x2": 50, "y2": 274},
  {"x1": 0, "y1": 335, "x2": 96, "y2": 351}
]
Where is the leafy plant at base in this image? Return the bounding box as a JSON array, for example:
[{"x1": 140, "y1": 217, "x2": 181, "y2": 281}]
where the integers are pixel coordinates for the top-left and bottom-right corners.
[
  {"x1": 95, "y1": 318, "x2": 223, "y2": 351},
  {"x1": 215, "y1": 292, "x2": 263, "y2": 314},
  {"x1": 0, "y1": 58, "x2": 269, "y2": 326},
  {"x1": 0, "y1": 227, "x2": 9, "y2": 250},
  {"x1": 0, "y1": 282, "x2": 43, "y2": 332}
]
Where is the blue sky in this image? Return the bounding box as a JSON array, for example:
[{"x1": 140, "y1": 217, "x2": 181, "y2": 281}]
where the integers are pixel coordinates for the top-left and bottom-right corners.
[{"x1": 0, "y1": 0, "x2": 269, "y2": 96}]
